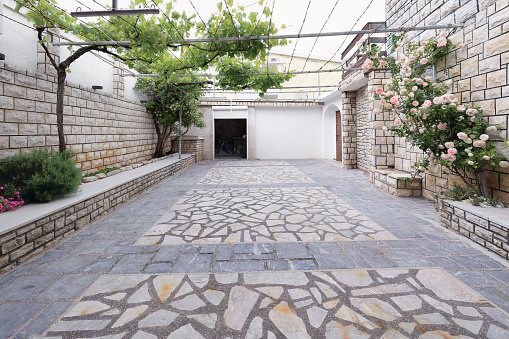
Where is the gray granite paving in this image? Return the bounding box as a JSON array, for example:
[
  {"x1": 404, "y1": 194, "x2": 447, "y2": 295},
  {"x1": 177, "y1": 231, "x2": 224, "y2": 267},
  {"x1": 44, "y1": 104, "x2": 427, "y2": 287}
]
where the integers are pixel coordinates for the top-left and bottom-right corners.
[{"x1": 0, "y1": 159, "x2": 508, "y2": 338}]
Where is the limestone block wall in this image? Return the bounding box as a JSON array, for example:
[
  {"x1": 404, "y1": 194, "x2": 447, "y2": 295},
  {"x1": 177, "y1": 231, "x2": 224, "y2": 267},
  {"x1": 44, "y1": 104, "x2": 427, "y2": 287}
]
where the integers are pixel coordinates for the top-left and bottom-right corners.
[
  {"x1": 341, "y1": 92, "x2": 357, "y2": 169},
  {"x1": 356, "y1": 87, "x2": 371, "y2": 172},
  {"x1": 340, "y1": 70, "x2": 395, "y2": 173},
  {"x1": 386, "y1": 0, "x2": 509, "y2": 201},
  {"x1": 0, "y1": 63, "x2": 159, "y2": 173}
]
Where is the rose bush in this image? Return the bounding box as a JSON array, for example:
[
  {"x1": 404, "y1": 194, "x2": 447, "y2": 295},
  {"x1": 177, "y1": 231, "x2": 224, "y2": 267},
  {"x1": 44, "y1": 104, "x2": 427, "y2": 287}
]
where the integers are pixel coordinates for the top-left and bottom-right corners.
[{"x1": 363, "y1": 33, "x2": 509, "y2": 198}]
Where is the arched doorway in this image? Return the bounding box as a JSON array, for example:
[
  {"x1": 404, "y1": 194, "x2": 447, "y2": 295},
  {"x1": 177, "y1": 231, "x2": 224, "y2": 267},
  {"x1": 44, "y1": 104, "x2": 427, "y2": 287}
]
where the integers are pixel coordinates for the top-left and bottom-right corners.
[{"x1": 322, "y1": 104, "x2": 339, "y2": 159}]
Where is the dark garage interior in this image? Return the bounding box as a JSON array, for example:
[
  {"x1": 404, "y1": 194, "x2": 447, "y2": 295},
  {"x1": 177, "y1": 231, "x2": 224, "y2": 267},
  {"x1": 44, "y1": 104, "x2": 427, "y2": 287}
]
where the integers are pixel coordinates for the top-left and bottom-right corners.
[{"x1": 214, "y1": 119, "x2": 247, "y2": 158}]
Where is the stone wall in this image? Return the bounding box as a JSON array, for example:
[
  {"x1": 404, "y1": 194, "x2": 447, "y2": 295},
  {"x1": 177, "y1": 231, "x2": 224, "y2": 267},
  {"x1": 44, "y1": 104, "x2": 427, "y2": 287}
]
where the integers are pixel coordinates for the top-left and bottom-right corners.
[
  {"x1": 0, "y1": 155, "x2": 197, "y2": 272},
  {"x1": 386, "y1": 0, "x2": 509, "y2": 201},
  {"x1": 340, "y1": 70, "x2": 395, "y2": 174},
  {"x1": 171, "y1": 136, "x2": 204, "y2": 163},
  {"x1": 356, "y1": 87, "x2": 371, "y2": 172},
  {"x1": 440, "y1": 200, "x2": 509, "y2": 259},
  {"x1": 341, "y1": 92, "x2": 358, "y2": 169},
  {"x1": 0, "y1": 62, "x2": 159, "y2": 173}
]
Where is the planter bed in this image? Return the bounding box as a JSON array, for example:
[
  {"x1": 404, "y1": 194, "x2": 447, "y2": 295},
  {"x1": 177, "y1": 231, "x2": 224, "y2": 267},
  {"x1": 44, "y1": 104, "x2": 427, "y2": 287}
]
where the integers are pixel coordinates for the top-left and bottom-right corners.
[
  {"x1": 440, "y1": 200, "x2": 509, "y2": 260},
  {"x1": 0, "y1": 154, "x2": 196, "y2": 272}
]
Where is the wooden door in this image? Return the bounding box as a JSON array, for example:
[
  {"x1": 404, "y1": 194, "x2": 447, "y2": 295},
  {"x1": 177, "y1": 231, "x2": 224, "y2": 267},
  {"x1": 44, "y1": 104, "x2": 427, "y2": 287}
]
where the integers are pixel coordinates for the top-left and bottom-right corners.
[{"x1": 336, "y1": 111, "x2": 342, "y2": 161}]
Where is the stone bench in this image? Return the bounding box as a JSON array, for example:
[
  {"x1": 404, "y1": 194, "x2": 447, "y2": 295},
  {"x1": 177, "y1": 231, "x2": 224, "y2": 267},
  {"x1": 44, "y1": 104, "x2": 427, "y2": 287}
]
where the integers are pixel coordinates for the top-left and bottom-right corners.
[
  {"x1": 0, "y1": 154, "x2": 197, "y2": 272},
  {"x1": 371, "y1": 168, "x2": 422, "y2": 197}
]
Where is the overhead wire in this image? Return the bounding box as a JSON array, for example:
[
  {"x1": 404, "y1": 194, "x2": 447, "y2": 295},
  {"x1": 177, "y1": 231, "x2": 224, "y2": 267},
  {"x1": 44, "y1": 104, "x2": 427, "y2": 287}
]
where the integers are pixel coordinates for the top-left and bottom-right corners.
[
  {"x1": 294, "y1": 0, "x2": 341, "y2": 89},
  {"x1": 319, "y1": 0, "x2": 375, "y2": 72},
  {"x1": 287, "y1": 0, "x2": 312, "y2": 71}
]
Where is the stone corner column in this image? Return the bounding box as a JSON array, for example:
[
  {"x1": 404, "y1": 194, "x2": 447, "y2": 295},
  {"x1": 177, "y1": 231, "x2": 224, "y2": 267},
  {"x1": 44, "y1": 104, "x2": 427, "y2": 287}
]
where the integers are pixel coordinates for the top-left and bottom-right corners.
[
  {"x1": 113, "y1": 61, "x2": 125, "y2": 99},
  {"x1": 341, "y1": 91, "x2": 357, "y2": 169}
]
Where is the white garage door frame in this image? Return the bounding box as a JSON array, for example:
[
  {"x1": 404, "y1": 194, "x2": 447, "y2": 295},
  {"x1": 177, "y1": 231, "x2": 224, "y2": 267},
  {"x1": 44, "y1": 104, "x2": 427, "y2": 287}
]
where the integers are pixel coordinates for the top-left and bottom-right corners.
[{"x1": 212, "y1": 106, "x2": 248, "y2": 160}]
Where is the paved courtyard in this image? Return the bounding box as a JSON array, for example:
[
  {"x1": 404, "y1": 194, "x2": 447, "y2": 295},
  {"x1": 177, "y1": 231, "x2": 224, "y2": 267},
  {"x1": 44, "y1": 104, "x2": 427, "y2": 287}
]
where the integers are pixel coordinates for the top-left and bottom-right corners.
[{"x1": 1, "y1": 160, "x2": 509, "y2": 338}]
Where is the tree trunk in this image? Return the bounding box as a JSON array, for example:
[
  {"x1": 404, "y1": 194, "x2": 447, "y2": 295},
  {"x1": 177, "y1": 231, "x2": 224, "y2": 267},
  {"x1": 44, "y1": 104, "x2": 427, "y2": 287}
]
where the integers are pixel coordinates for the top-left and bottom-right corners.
[
  {"x1": 478, "y1": 169, "x2": 488, "y2": 198},
  {"x1": 56, "y1": 69, "x2": 67, "y2": 152}
]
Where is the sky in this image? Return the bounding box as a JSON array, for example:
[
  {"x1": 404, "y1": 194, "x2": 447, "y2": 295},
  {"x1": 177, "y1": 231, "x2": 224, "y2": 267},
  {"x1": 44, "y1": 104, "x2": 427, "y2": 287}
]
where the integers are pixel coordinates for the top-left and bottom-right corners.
[{"x1": 61, "y1": 0, "x2": 386, "y2": 64}]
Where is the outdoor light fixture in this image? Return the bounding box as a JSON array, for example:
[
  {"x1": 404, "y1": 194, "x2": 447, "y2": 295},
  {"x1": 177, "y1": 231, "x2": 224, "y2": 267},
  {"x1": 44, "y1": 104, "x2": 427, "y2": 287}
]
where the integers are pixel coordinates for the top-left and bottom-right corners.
[
  {"x1": 92, "y1": 85, "x2": 103, "y2": 90},
  {"x1": 0, "y1": 53, "x2": 5, "y2": 61},
  {"x1": 71, "y1": 0, "x2": 159, "y2": 17},
  {"x1": 140, "y1": 100, "x2": 148, "y2": 104}
]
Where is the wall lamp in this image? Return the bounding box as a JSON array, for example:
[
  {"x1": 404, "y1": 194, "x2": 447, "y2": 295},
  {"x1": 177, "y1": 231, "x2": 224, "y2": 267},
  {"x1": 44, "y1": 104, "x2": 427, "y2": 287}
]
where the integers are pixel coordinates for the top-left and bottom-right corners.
[
  {"x1": 0, "y1": 53, "x2": 5, "y2": 61},
  {"x1": 92, "y1": 85, "x2": 103, "y2": 90},
  {"x1": 140, "y1": 100, "x2": 148, "y2": 104}
]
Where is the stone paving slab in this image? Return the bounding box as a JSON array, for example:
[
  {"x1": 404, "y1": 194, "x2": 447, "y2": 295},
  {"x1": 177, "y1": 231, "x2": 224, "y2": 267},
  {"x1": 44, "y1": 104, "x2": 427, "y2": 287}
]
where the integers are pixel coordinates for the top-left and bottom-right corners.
[
  {"x1": 136, "y1": 186, "x2": 396, "y2": 245},
  {"x1": 1, "y1": 159, "x2": 509, "y2": 338},
  {"x1": 41, "y1": 269, "x2": 509, "y2": 338}
]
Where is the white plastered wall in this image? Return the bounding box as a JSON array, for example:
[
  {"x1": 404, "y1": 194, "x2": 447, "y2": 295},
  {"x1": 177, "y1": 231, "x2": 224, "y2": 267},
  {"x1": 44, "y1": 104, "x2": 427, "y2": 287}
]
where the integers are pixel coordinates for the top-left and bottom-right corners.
[
  {"x1": 0, "y1": 1, "x2": 145, "y2": 102},
  {"x1": 253, "y1": 106, "x2": 323, "y2": 159}
]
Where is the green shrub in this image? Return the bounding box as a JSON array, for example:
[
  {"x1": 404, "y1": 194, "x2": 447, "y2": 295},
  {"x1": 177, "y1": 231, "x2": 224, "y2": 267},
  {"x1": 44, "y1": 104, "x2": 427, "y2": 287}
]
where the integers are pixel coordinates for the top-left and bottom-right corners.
[
  {"x1": 0, "y1": 148, "x2": 49, "y2": 189},
  {"x1": 0, "y1": 148, "x2": 82, "y2": 203}
]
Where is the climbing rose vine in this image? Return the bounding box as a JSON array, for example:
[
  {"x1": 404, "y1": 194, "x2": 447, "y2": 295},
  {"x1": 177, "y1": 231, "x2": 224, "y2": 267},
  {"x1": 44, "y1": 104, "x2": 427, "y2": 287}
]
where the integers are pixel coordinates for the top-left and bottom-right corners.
[{"x1": 364, "y1": 33, "x2": 509, "y2": 198}]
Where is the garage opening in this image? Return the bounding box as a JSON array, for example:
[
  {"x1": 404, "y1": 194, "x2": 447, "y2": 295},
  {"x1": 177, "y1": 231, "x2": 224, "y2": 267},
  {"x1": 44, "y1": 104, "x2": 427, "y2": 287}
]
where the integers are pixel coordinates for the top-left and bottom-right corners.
[{"x1": 214, "y1": 119, "x2": 247, "y2": 159}]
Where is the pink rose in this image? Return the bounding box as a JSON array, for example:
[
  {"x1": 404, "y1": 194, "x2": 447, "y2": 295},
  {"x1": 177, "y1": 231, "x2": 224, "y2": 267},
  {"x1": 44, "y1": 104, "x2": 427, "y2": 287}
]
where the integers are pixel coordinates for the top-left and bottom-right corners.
[
  {"x1": 445, "y1": 142, "x2": 454, "y2": 148},
  {"x1": 483, "y1": 155, "x2": 490, "y2": 160},
  {"x1": 390, "y1": 96, "x2": 399, "y2": 104},
  {"x1": 433, "y1": 97, "x2": 442, "y2": 104},
  {"x1": 448, "y1": 148, "x2": 457, "y2": 155},
  {"x1": 421, "y1": 41, "x2": 427, "y2": 46},
  {"x1": 437, "y1": 123, "x2": 447, "y2": 130},
  {"x1": 420, "y1": 58, "x2": 428, "y2": 65},
  {"x1": 473, "y1": 140, "x2": 486, "y2": 147},
  {"x1": 422, "y1": 82, "x2": 428, "y2": 87},
  {"x1": 419, "y1": 128, "x2": 424, "y2": 134},
  {"x1": 457, "y1": 132, "x2": 468, "y2": 140},
  {"x1": 441, "y1": 95, "x2": 450, "y2": 103},
  {"x1": 466, "y1": 108, "x2": 478, "y2": 116},
  {"x1": 374, "y1": 109, "x2": 381, "y2": 115},
  {"x1": 394, "y1": 118, "x2": 400, "y2": 125},
  {"x1": 447, "y1": 154, "x2": 456, "y2": 161},
  {"x1": 412, "y1": 86, "x2": 418, "y2": 91},
  {"x1": 441, "y1": 154, "x2": 447, "y2": 160},
  {"x1": 500, "y1": 161, "x2": 509, "y2": 168},
  {"x1": 397, "y1": 46, "x2": 402, "y2": 52},
  {"x1": 412, "y1": 101, "x2": 419, "y2": 107},
  {"x1": 376, "y1": 88, "x2": 383, "y2": 94},
  {"x1": 422, "y1": 100, "x2": 432, "y2": 108},
  {"x1": 410, "y1": 108, "x2": 417, "y2": 113}
]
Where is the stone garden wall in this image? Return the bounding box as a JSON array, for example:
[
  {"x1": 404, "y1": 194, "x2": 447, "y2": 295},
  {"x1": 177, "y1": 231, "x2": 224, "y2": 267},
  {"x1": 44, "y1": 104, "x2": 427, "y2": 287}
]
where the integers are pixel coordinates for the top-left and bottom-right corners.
[
  {"x1": 386, "y1": 0, "x2": 509, "y2": 201},
  {"x1": 0, "y1": 155, "x2": 197, "y2": 272},
  {"x1": 440, "y1": 200, "x2": 509, "y2": 259},
  {"x1": 0, "y1": 62, "x2": 160, "y2": 173}
]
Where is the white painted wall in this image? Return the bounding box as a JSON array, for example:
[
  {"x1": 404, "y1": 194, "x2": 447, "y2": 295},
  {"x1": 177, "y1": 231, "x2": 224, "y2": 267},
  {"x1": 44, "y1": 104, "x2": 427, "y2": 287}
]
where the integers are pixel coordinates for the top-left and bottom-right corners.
[
  {"x1": 0, "y1": 0, "x2": 39, "y2": 72},
  {"x1": 0, "y1": 1, "x2": 145, "y2": 102},
  {"x1": 254, "y1": 106, "x2": 323, "y2": 159},
  {"x1": 61, "y1": 41, "x2": 114, "y2": 94}
]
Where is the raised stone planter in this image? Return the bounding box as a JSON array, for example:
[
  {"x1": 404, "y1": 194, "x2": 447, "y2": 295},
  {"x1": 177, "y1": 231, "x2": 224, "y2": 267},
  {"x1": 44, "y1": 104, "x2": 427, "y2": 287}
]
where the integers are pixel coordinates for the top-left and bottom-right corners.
[
  {"x1": 371, "y1": 168, "x2": 422, "y2": 197},
  {"x1": 0, "y1": 154, "x2": 197, "y2": 272},
  {"x1": 440, "y1": 200, "x2": 509, "y2": 259}
]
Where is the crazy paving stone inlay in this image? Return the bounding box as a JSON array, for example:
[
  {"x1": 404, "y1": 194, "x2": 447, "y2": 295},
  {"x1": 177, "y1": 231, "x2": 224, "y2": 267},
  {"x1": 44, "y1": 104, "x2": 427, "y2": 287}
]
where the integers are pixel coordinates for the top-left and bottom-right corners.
[
  {"x1": 44, "y1": 268, "x2": 509, "y2": 338},
  {"x1": 136, "y1": 187, "x2": 397, "y2": 245},
  {"x1": 198, "y1": 163, "x2": 314, "y2": 184}
]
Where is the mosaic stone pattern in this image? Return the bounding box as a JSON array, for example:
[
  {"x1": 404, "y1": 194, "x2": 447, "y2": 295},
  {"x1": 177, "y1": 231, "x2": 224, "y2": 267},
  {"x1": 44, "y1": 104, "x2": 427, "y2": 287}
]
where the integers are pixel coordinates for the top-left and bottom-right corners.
[
  {"x1": 198, "y1": 164, "x2": 314, "y2": 184},
  {"x1": 214, "y1": 160, "x2": 291, "y2": 167},
  {"x1": 44, "y1": 268, "x2": 509, "y2": 338},
  {"x1": 136, "y1": 187, "x2": 397, "y2": 245}
]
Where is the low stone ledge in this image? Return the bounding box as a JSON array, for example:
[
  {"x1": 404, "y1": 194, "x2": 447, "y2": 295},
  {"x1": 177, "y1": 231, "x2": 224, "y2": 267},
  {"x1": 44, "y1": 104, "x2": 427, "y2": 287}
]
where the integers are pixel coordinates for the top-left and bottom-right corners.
[
  {"x1": 0, "y1": 154, "x2": 197, "y2": 272},
  {"x1": 371, "y1": 168, "x2": 422, "y2": 197},
  {"x1": 440, "y1": 200, "x2": 509, "y2": 260}
]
